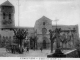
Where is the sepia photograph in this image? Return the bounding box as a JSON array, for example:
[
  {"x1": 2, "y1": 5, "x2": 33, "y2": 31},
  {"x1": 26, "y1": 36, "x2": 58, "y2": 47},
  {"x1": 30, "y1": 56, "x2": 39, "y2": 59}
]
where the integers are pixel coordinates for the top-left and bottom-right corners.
[{"x1": 0, "y1": 0, "x2": 80, "y2": 59}]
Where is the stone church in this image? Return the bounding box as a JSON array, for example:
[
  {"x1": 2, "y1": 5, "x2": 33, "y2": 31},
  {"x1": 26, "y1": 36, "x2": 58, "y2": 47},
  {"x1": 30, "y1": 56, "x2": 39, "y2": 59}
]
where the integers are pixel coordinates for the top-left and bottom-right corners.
[{"x1": 0, "y1": 1, "x2": 79, "y2": 49}]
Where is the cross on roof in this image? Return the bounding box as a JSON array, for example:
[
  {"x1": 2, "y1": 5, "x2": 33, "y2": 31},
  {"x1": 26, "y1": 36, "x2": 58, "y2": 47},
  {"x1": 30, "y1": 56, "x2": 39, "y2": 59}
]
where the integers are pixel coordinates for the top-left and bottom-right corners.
[{"x1": 54, "y1": 18, "x2": 59, "y2": 23}]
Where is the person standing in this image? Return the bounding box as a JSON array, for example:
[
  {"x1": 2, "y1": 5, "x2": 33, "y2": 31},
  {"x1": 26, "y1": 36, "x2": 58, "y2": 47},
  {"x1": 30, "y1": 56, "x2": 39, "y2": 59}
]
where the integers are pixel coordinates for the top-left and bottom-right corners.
[
  {"x1": 27, "y1": 47, "x2": 29, "y2": 52},
  {"x1": 40, "y1": 47, "x2": 43, "y2": 52}
]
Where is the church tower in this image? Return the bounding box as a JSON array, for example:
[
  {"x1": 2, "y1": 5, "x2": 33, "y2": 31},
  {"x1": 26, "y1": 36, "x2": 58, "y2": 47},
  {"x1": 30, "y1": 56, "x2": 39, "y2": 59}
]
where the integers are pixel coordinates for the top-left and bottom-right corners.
[{"x1": 0, "y1": 0, "x2": 15, "y2": 28}]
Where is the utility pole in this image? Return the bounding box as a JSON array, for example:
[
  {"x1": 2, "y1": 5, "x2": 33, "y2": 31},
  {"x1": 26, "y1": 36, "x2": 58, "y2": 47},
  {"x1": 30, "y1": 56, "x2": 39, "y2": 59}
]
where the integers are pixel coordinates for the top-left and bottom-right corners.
[
  {"x1": 49, "y1": 19, "x2": 59, "y2": 53},
  {"x1": 54, "y1": 19, "x2": 60, "y2": 49},
  {"x1": 49, "y1": 29, "x2": 54, "y2": 53},
  {"x1": 54, "y1": 19, "x2": 59, "y2": 29},
  {"x1": 18, "y1": 0, "x2": 20, "y2": 26}
]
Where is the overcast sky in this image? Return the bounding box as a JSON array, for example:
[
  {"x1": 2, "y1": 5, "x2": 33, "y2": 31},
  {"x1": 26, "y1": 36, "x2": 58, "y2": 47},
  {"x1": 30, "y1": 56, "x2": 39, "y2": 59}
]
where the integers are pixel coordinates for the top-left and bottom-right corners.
[{"x1": 0, "y1": 0, "x2": 80, "y2": 36}]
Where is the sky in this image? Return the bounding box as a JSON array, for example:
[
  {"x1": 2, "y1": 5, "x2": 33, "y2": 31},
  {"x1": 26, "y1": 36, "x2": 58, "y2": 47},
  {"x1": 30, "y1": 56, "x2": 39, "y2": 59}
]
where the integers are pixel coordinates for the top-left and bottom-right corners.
[{"x1": 0, "y1": 0, "x2": 80, "y2": 37}]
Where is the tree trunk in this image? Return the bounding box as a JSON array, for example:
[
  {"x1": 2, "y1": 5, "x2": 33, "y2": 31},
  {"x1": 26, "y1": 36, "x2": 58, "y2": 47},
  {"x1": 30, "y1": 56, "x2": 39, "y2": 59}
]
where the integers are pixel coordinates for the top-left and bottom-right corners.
[
  {"x1": 51, "y1": 40, "x2": 53, "y2": 53},
  {"x1": 34, "y1": 40, "x2": 35, "y2": 50},
  {"x1": 62, "y1": 42, "x2": 63, "y2": 48},
  {"x1": 19, "y1": 39, "x2": 23, "y2": 54}
]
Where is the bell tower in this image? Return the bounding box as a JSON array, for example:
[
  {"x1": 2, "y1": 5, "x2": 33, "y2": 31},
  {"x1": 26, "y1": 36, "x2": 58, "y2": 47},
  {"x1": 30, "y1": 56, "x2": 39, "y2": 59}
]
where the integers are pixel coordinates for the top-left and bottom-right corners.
[{"x1": 0, "y1": 0, "x2": 15, "y2": 28}]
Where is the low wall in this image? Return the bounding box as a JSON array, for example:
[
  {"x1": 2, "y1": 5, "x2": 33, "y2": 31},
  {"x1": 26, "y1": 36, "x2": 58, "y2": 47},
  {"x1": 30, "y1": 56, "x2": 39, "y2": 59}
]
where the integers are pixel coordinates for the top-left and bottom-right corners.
[{"x1": 65, "y1": 49, "x2": 79, "y2": 57}]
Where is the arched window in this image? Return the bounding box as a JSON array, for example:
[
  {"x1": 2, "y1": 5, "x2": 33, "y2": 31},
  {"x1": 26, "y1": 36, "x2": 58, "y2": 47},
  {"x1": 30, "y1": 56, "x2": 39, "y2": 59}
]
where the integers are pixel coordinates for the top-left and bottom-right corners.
[
  {"x1": 42, "y1": 28, "x2": 47, "y2": 34},
  {"x1": 9, "y1": 14, "x2": 11, "y2": 19},
  {"x1": 43, "y1": 22, "x2": 45, "y2": 25}
]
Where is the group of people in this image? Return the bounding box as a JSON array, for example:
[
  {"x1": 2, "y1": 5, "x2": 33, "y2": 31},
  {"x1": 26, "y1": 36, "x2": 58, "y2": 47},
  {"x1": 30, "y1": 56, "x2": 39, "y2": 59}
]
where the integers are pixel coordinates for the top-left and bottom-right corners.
[
  {"x1": 6, "y1": 43, "x2": 44, "y2": 54},
  {"x1": 6, "y1": 44, "x2": 30, "y2": 54},
  {"x1": 40, "y1": 47, "x2": 43, "y2": 52}
]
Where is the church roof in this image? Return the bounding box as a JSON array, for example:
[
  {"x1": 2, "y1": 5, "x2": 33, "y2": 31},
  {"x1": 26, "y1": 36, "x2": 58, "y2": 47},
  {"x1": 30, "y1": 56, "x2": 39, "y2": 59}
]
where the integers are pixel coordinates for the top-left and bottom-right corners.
[
  {"x1": 35, "y1": 16, "x2": 52, "y2": 27},
  {"x1": 15, "y1": 26, "x2": 35, "y2": 33},
  {"x1": 37, "y1": 16, "x2": 52, "y2": 21},
  {"x1": 52, "y1": 25, "x2": 77, "y2": 30},
  {"x1": 0, "y1": 0, "x2": 14, "y2": 7}
]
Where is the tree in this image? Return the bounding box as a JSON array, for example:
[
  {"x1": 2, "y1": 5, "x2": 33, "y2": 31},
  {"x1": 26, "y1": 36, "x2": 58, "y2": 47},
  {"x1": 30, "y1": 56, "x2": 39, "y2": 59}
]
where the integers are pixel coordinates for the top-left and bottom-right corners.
[
  {"x1": 67, "y1": 32, "x2": 72, "y2": 48},
  {"x1": 33, "y1": 36, "x2": 38, "y2": 50},
  {"x1": 47, "y1": 28, "x2": 66, "y2": 57},
  {"x1": 49, "y1": 30, "x2": 56, "y2": 53},
  {"x1": 0, "y1": 35, "x2": 1, "y2": 47},
  {"x1": 14, "y1": 28, "x2": 28, "y2": 53},
  {"x1": 75, "y1": 39, "x2": 80, "y2": 57},
  {"x1": 60, "y1": 33, "x2": 67, "y2": 48},
  {"x1": 1, "y1": 36, "x2": 6, "y2": 47},
  {"x1": 29, "y1": 35, "x2": 38, "y2": 50}
]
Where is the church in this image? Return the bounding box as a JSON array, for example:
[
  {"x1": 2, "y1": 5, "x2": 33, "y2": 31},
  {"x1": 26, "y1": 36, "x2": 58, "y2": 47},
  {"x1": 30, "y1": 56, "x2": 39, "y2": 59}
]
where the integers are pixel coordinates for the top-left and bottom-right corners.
[{"x1": 0, "y1": 1, "x2": 79, "y2": 49}]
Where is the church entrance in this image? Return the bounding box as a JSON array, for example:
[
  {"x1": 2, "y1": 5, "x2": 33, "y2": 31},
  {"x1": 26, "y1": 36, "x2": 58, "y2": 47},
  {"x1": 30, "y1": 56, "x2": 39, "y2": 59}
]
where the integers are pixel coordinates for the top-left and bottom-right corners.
[{"x1": 42, "y1": 40, "x2": 46, "y2": 49}]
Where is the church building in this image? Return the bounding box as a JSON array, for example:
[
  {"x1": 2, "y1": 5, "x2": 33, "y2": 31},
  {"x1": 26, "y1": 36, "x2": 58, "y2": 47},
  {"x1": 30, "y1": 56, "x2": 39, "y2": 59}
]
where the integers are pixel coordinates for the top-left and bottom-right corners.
[{"x1": 0, "y1": 1, "x2": 79, "y2": 49}]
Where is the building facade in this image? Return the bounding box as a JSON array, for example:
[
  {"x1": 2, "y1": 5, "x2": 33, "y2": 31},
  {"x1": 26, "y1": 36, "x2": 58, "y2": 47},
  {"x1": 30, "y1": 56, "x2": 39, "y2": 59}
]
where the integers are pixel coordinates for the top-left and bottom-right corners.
[{"x1": 0, "y1": 1, "x2": 79, "y2": 49}]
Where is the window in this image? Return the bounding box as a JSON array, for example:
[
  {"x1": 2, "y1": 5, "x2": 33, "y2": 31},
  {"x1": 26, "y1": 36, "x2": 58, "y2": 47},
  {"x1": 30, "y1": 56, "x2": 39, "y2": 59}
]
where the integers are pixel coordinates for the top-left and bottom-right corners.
[
  {"x1": 43, "y1": 22, "x2": 45, "y2": 25},
  {"x1": 3, "y1": 13, "x2": 5, "y2": 19},
  {"x1": 9, "y1": 14, "x2": 11, "y2": 19}
]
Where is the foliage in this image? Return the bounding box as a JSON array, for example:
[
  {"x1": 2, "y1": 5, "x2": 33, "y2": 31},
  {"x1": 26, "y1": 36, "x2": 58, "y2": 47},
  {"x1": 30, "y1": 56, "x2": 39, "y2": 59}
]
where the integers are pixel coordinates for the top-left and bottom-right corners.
[
  {"x1": 49, "y1": 30, "x2": 56, "y2": 42},
  {"x1": 75, "y1": 39, "x2": 80, "y2": 48},
  {"x1": 60, "y1": 34, "x2": 67, "y2": 44},
  {"x1": 14, "y1": 28, "x2": 28, "y2": 46},
  {"x1": 13, "y1": 29, "x2": 28, "y2": 53},
  {"x1": 14, "y1": 29, "x2": 27, "y2": 39}
]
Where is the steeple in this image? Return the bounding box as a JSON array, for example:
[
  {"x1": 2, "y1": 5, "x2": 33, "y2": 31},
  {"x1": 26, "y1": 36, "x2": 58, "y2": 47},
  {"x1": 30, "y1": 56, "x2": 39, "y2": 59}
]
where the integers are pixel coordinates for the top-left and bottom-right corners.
[{"x1": 0, "y1": 0, "x2": 14, "y2": 7}]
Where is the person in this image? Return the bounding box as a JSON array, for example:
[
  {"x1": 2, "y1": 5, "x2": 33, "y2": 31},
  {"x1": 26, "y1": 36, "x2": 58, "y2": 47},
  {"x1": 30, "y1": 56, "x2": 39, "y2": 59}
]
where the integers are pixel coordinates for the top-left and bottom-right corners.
[
  {"x1": 27, "y1": 47, "x2": 29, "y2": 52},
  {"x1": 13, "y1": 45, "x2": 15, "y2": 54},
  {"x1": 40, "y1": 47, "x2": 43, "y2": 52},
  {"x1": 11, "y1": 45, "x2": 14, "y2": 53}
]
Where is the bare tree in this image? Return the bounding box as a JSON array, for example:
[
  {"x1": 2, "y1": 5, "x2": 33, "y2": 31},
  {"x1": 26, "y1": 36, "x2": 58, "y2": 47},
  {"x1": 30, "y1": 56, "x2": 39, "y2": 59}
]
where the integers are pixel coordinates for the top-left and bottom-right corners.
[
  {"x1": 14, "y1": 28, "x2": 28, "y2": 53},
  {"x1": 49, "y1": 30, "x2": 56, "y2": 53},
  {"x1": 29, "y1": 35, "x2": 38, "y2": 50}
]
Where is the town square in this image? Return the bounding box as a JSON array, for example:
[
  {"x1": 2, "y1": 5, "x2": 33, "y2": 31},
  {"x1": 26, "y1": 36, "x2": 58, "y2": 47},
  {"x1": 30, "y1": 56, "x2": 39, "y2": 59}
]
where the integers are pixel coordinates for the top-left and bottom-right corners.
[{"x1": 0, "y1": 0, "x2": 80, "y2": 58}]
